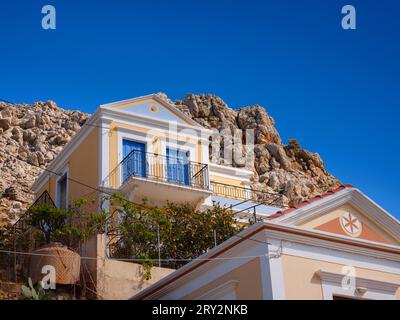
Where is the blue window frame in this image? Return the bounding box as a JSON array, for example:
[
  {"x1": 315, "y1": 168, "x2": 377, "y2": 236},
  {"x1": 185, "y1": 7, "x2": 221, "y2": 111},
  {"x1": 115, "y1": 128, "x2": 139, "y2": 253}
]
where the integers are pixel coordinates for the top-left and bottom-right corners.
[
  {"x1": 122, "y1": 139, "x2": 146, "y2": 182},
  {"x1": 166, "y1": 148, "x2": 190, "y2": 185}
]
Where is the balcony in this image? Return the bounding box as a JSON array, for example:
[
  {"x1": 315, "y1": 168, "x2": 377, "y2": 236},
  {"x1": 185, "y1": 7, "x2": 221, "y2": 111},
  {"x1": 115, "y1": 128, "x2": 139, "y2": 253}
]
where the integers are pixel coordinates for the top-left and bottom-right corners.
[
  {"x1": 102, "y1": 150, "x2": 212, "y2": 206},
  {"x1": 210, "y1": 181, "x2": 284, "y2": 220}
]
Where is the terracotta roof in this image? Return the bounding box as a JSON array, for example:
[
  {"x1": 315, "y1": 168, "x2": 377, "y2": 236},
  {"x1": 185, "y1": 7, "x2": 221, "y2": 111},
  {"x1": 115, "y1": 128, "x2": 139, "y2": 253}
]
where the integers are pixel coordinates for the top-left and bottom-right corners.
[{"x1": 267, "y1": 184, "x2": 354, "y2": 220}]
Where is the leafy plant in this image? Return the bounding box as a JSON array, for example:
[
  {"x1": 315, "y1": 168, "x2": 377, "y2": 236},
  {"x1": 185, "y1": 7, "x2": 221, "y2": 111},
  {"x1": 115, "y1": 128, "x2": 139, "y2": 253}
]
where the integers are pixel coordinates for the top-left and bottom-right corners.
[
  {"x1": 110, "y1": 196, "x2": 245, "y2": 276},
  {"x1": 25, "y1": 204, "x2": 71, "y2": 244},
  {"x1": 21, "y1": 278, "x2": 51, "y2": 300},
  {"x1": 207, "y1": 115, "x2": 217, "y2": 122}
]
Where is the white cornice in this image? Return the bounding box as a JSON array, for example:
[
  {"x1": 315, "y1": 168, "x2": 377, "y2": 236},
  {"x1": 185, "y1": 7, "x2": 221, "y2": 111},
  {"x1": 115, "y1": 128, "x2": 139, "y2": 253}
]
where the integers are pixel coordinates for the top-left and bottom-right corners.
[
  {"x1": 31, "y1": 95, "x2": 213, "y2": 191},
  {"x1": 273, "y1": 187, "x2": 400, "y2": 241},
  {"x1": 100, "y1": 93, "x2": 205, "y2": 130},
  {"x1": 263, "y1": 223, "x2": 400, "y2": 261},
  {"x1": 317, "y1": 269, "x2": 400, "y2": 293},
  {"x1": 131, "y1": 221, "x2": 400, "y2": 300},
  {"x1": 273, "y1": 189, "x2": 352, "y2": 225},
  {"x1": 99, "y1": 107, "x2": 212, "y2": 140},
  {"x1": 209, "y1": 163, "x2": 253, "y2": 179}
]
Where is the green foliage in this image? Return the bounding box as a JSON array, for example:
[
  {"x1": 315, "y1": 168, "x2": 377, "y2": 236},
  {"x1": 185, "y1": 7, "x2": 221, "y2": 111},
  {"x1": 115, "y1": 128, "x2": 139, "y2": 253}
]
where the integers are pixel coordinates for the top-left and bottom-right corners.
[
  {"x1": 21, "y1": 278, "x2": 51, "y2": 300},
  {"x1": 51, "y1": 195, "x2": 109, "y2": 249},
  {"x1": 286, "y1": 139, "x2": 302, "y2": 157},
  {"x1": 287, "y1": 139, "x2": 301, "y2": 150},
  {"x1": 110, "y1": 196, "x2": 244, "y2": 273},
  {"x1": 25, "y1": 204, "x2": 71, "y2": 244}
]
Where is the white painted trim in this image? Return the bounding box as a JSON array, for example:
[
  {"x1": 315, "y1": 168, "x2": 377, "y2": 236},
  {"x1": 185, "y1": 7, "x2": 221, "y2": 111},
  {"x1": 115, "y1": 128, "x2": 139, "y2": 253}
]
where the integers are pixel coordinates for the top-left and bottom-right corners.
[
  {"x1": 117, "y1": 130, "x2": 153, "y2": 165},
  {"x1": 278, "y1": 239, "x2": 400, "y2": 275},
  {"x1": 258, "y1": 254, "x2": 273, "y2": 300},
  {"x1": 317, "y1": 269, "x2": 400, "y2": 300},
  {"x1": 99, "y1": 119, "x2": 111, "y2": 184},
  {"x1": 263, "y1": 223, "x2": 400, "y2": 263},
  {"x1": 274, "y1": 187, "x2": 400, "y2": 241},
  {"x1": 154, "y1": 242, "x2": 268, "y2": 300},
  {"x1": 131, "y1": 221, "x2": 400, "y2": 300},
  {"x1": 100, "y1": 93, "x2": 156, "y2": 108},
  {"x1": 100, "y1": 108, "x2": 211, "y2": 142},
  {"x1": 194, "y1": 280, "x2": 239, "y2": 300},
  {"x1": 99, "y1": 93, "x2": 204, "y2": 129},
  {"x1": 209, "y1": 163, "x2": 253, "y2": 179},
  {"x1": 32, "y1": 174, "x2": 50, "y2": 195},
  {"x1": 273, "y1": 189, "x2": 352, "y2": 224},
  {"x1": 267, "y1": 238, "x2": 286, "y2": 299},
  {"x1": 55, "y1": 164, "x2": 69, "y2": 209},
  {"x1": 161, "y1": 139, "x2": 196, "y2": 163},
  {"x1": 32, "y1": 93, "x2": 211, "y2": 191}
]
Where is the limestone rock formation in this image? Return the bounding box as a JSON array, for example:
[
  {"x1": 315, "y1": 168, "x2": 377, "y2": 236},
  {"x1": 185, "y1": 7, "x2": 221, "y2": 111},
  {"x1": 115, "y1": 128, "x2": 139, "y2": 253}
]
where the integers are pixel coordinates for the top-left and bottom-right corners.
[
  {"x1": 0, "y1": 100, "x2": 88, "y2": 227},
  {"x1": 173, "y1": 93, "x2": 340, "y2": 207},
  {"x1": 0, "y1": 94, "x2": 340, "y2": 227}
]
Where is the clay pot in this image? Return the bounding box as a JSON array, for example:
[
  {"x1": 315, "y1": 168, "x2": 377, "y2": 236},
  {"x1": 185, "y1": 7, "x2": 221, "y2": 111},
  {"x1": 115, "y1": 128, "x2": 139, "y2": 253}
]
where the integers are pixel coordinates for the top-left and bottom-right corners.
[{"x1": 29, "y1": 243, "x2": 81, "y2": 285}]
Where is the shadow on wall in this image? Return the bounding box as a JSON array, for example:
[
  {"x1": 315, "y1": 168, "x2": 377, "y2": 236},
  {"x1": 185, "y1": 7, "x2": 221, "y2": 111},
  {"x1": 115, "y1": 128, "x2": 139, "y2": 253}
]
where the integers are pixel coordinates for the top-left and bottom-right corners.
[{"x1": 81, "y1": 234, "x2": 174, "y2": 300}]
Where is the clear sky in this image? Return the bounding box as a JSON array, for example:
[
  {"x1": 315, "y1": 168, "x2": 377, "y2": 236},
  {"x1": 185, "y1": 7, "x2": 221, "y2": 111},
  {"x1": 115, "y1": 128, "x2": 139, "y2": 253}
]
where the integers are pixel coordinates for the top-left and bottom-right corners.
[{"x1": 0, "y1": 0, "x2": 399, "y2": 216}]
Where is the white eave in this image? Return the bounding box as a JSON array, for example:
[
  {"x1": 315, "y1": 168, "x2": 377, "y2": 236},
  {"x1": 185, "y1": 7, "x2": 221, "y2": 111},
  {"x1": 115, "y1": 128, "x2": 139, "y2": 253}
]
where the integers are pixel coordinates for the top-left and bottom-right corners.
[
  {"x1": 272, "y1": 187, "x2": 400, "y2": 242},
  {"x1": 131, "y1": 220, "x2": 400, "y2": 300},
  {"x1": 100, "y1": 93, "x2": 205, "y2": 130}
]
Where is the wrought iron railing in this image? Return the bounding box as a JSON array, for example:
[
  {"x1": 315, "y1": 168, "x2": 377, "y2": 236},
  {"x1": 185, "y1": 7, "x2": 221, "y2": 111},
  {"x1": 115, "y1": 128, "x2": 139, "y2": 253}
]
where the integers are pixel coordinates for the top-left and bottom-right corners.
[
  {"x1": 210, "y1": 181, "x2": 277, "y2": 202},
  {"x1": 9, "y1": 191, "x2": 56, "y2": 282},
  {"x1": 12, "y1": 191, "x2": 56, "y2": 235},
  {"x1": 102, "y1": 150, "x2": 210, "y2": 190}
]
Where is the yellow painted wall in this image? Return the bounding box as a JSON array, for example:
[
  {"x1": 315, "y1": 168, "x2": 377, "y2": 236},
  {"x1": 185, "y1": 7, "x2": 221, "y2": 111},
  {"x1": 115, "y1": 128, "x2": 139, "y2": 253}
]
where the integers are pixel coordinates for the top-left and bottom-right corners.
[
  {"x1": 210, "y1": 175, "x2": 247, "y2": 200},
  {"x1": 210, "y1": 176, "x2": 245, "y2": 187},
  {"x1": 281, "y1": 254, "x2": 400, "y2": 300},
  {"x1": 182, "y1": 258, "x2": 264, "y2": 300},
  {"x1": 34, "y1": 128, "x2": 99, "y2": 208},
  {"x1": 108, "y1": 120, "x2": 203, "y2": 181},
  {"x1": 68, "y1": 128, "x2": 99, "y2": 205},
  {"x1": 35, "y1": 175, "x2": 56, "y2": 201}
]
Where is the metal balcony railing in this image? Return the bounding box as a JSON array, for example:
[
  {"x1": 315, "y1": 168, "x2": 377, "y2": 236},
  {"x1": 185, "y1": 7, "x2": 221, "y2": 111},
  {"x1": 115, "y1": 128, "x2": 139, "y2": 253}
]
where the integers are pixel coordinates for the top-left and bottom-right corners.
[
  {"x1": 103, "y1": 150, "x2": 210, "y2": 191},
  {"x1": 210, "y1": 181, "x2": 278, "y2": 202},
  {"x1": 12, "y1": 190, "x2": 56, "y2": 235},
  {"x1": 9, "y1": 191, "x2": 56, "y2": 282}
]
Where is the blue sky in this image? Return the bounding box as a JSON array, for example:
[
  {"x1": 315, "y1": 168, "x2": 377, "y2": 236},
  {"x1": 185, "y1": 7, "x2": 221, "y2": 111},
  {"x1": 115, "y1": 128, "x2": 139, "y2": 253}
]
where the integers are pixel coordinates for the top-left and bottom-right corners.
[{"x1": 0, "y1": 0, "x2": 399, "y2": 216}]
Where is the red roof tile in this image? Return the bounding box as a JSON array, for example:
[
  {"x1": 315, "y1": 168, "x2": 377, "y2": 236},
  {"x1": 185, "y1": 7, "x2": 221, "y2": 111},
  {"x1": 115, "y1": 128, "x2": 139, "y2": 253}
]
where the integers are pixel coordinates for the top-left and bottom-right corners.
[{"x1": 267, "y1": 184, "x2": 354, "y2": 220}]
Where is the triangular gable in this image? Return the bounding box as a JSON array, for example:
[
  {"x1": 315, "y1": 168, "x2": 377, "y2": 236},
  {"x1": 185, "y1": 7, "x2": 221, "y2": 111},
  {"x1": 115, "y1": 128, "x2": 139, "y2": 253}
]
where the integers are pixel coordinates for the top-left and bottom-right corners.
[
  {"x1": 100, "y1": 94, "x2": 201, "y2": 127},
  {"x1": 269, "y1": 186, "x2": 400, "y2": 246},
  {"x1": 303, "y1": 204, "x2": 394, "y2": 245}
]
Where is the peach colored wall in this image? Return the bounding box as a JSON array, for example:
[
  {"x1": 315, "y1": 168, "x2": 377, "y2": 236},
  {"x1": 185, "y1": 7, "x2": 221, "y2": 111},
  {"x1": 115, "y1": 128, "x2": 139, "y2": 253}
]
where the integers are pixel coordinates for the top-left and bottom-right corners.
[
  {"x1": 298, "y1": 204, "x2": 399, "y2": 245},
  {"x1": 182, "y1": 258, "x2": 264, "y2": 300},
  {"x1": 81, "y1": 234, "x2": 174, "y2": 300},
  {"x1": 281, "y1": 254, "x2": 400, "y2": 300}
]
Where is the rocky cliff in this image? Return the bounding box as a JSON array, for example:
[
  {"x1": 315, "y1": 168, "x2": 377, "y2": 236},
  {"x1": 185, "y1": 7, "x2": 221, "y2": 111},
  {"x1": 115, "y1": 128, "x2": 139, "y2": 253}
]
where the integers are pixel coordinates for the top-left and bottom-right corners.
[
  {"x1": 0, "y1": 100, "x2": 88, "y2": 227},
  {"x1": 171, "y1": 93, "x2": 340, "y2": 207},
  {"x1": 0, "y1": 94, "x2": 340, "y2": 226}
]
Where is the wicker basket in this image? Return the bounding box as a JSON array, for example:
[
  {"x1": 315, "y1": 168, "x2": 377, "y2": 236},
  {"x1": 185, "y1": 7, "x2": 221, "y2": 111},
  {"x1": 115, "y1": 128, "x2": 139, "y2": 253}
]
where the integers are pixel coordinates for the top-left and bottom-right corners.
[{"x1": 29, "y1": 243, "x2": 81, "y2": 285}]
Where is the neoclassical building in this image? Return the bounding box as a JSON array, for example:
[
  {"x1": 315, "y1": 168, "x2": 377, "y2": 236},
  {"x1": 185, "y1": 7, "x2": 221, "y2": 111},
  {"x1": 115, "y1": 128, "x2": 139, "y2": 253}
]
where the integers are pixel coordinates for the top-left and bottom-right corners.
[{"x1": 31, "y1": 94, "x2": 400, "y2": 300}]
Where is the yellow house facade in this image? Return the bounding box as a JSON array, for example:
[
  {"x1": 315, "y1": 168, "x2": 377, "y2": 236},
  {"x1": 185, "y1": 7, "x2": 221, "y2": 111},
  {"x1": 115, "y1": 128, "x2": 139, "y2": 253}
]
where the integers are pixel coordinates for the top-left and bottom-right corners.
[
  {"x1": 30, "y1": 94, "x2": 400, "y2": 300},
  {"x1": 32, "y1": 93, "x2": 277, "y2": 219}
]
